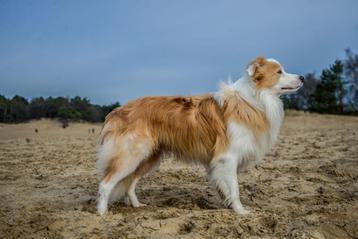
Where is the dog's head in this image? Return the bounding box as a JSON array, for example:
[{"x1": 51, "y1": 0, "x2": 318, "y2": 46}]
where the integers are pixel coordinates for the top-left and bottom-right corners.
[{"x1": 246, "y1": 57, "x2": 304, "y2": 94}]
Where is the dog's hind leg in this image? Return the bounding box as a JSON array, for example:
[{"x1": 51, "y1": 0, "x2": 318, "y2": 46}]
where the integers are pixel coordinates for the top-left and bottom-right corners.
[
  {"x1": 208, "y1": 157, "x2": 249, "y2": 215},
  {"x1": 126, "y1": 152, "x2": 161, "y2": 207},
  {"x1": 96, "y1": 135, "x2": 153, "y2": 215},
  {"x1": 108, "y1": 173, "x2": 135, "y2": 205},
  {"x1": 127, "y1": 177, "x2": 145, "y2": 207},
  {"x1": 97, "y1": 157, "x2": 144, "y2": 215}
]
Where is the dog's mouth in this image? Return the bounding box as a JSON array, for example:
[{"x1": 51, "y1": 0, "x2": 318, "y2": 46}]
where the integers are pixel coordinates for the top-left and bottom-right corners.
[
  {"x1": 281, "y1": 83, "x2": 303, "y2": 91},
  {"x1": 281, "y1": 87, "x2": 298, "y2": 90}
]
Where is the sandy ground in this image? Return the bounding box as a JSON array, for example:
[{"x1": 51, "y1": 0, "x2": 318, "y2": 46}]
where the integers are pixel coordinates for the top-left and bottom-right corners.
[{"x1": 0, "y1": 114, "x2": 357, "y2": 239}]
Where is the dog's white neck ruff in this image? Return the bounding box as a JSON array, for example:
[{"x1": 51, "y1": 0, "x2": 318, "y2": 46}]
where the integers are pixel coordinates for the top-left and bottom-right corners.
[{"x1": 214, "y1": 74, "x2": 284, "y2": 165}]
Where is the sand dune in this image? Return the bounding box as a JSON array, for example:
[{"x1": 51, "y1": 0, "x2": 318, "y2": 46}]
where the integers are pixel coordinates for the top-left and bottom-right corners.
[{"x1": 0, "y1": 113, "x2": 357, "y2": 238}]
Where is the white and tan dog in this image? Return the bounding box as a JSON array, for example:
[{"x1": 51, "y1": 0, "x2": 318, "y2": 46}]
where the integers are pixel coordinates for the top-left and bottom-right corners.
[{"x1": 96, "y1": 57, "x2": 304, "y2": 215}]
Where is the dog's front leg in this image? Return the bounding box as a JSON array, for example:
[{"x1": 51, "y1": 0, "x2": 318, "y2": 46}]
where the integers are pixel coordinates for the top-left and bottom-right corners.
[{"x1": 208, "y1": 157, "x2": 250, "y2": 215}]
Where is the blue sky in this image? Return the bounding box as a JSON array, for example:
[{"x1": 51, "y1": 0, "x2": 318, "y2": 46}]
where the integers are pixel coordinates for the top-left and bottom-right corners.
[{"x1": 1, "y1": 0, "x2": 357, "y2": 105}]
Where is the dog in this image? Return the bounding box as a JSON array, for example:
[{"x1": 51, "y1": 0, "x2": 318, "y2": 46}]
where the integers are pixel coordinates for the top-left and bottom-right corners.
[{"x1": 96, "y1": 56, "x2": 304, "y2": 215}]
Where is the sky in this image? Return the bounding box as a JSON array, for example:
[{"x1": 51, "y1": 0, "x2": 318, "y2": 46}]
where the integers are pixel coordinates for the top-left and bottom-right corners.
[{"x1": 0, "y1": 0, "x2": 358, "y2": 105}]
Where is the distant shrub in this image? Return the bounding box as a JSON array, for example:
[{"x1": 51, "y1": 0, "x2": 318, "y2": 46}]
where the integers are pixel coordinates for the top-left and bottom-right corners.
[{"x1": 61, "y1": 119, "x2": 69, "y2": 128}]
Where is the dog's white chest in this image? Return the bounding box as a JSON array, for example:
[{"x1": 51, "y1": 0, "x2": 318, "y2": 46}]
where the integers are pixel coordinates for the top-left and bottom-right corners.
[
  {"x1": 221, "y1": 121, "x2": 275, "y2": 169},
  {"x1": 227, "y1": 122, "x2": 261, "y2": 157}
]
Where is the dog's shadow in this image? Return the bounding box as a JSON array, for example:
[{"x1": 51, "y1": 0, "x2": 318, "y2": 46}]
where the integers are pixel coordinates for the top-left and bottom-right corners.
[
  {"x1": 137, "y1": 185, "x2": 221, "y2": 210},
  {"x1": 81, "y1": 185, "x2": 221, "y2": 214}
]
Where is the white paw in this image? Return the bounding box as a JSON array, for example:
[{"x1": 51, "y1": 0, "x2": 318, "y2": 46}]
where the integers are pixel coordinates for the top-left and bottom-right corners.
[
  {"x1": 97, "y1": 202, "x2": 108, "y2": 215},
  {"x1": 233, "y1": 204, "x2": 250, "y2": 215},
  {"x1": 235, "y1": 207, "x2": 250, "y2": 215},
  {"x1": 132, "y1": 202, "x2": 147, "y2": 208}
]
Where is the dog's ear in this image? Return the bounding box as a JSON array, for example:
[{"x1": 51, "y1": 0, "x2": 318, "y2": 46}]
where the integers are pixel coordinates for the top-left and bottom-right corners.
[{"x1": 246, "y1": 56, "x2": 266, "y2": 77}]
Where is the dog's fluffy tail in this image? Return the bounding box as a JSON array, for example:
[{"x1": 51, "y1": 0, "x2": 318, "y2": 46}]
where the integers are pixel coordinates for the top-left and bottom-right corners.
[
  {"x1": 96, "y1": 106, "x2": 139, "y2": 204},
  {"x1": 96, "y1": 109, "x2": 123, "y2": 178},
  {"x1": 97, "y1": 137, "x2": 136, "y2": 204}
]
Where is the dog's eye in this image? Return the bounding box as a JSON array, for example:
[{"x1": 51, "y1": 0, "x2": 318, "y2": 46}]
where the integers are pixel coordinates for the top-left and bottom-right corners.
[{"x1": 277, "y1": 70, "x2": 282, "y2": 74}]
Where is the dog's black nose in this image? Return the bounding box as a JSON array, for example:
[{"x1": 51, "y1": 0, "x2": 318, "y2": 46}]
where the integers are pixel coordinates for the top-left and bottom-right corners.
[{"x1": 299, "y1": 75, "x2": 305, "y2": 83}]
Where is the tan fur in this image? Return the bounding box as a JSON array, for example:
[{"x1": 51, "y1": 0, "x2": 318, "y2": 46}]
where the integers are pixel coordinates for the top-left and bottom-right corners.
[
  {"x1": 104, "y1": 155, "x2": 122, "y2": 182},
  {"x1": 108, "y1": 152, "x2": 160, "y2": 200},
  {"x1": 99, "y1": 57, "x2": 280, "y2": 182},
  {"x1": 219, "y1": 83, "x2": 269, "y2": 133},
  {"x1": 101, "y1": 95, "x2": 228, "y2": 170},
  {"x1": 249, "y1": 57, "x2": 281, "y2": 89},
  {"x1": 133, "y1": 151, "x2": 161, "y2": 177},
  {"x1": 100, "y1": 97, "x2": 269, "y2": 180}
]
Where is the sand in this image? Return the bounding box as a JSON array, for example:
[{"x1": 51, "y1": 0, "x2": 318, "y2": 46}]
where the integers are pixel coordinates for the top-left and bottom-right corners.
[{"x1": 0, "y1": 114, "x2": 357, "y2": 239}]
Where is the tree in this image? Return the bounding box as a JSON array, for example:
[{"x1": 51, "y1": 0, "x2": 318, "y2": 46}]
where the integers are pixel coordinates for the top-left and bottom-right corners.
[
  {"x1": 70, "y1": 97, "x2": 90, "y2": 120},
  {"x1": 86, "y1": 105, "x2": 103, "y2": 122},
  {"x1": 309, "y1": 60, "x2": 344, "y2": 114},
  {"x1": 57, "y1": 106, "x2": 81, "y2": 119},
  {"x1": 100, "y1": 102, "x2": 120, "y2": 121},
  {"x1": 9, "y1": 95, "x2": 30, "y2": 122},
  {"x1": 29, "y1": 97, "x2": 46, "y2": 119},
  {"x1": 0, "y1": 95, "x2": 9, "y2": 122},
  {"x1": 344, "y1": 48, "x2": 358, "y2": 111},
  {"x1": 44, "y1": 96, "x2": 70, "y2": 118}
]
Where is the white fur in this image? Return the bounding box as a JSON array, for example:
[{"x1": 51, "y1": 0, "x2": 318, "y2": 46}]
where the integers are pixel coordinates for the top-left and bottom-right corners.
[
  {"x1": 96, "y1": 139, "x2": 116, "y2": 178},
  {"x1": 97, "y1": 133, "x2": 153, "y2": 215},
  {"x1": 209, "y1": 123, "x2": 258, "y2": 214},
  {"x1": 212, "y1": 58, "x2": 298, "y2": 213},
  {"x1": 216, "y1": 73, "x2": 284, "y2": 158}
]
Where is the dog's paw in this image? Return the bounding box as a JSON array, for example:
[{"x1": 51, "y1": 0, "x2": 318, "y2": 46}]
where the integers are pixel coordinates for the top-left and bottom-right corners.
[
  {"x1": 97, "y1": 201, "x2": 108, "y2": 215},
  {"x1": 236, "y1": 207, "x2": 250, "y2": 215},
  {"x1": 233, "y1": 205, "x2": 250, "y2": 215},
  {"x1": 97, "y1": 206, "x2": 108, "y2": 215},
  {"x1": 133, "y1": 202, "x2": 147, "y2": 208}
]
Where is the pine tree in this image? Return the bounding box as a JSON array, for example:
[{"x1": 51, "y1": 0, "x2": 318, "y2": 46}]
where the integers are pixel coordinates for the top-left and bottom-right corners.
[
  {"x1": 344, "y1": 49, "x2": 358, "y2": 112},
  {"x1": 0, "y1": 95, "x2": 9, "y2": 122},
  {"x1": 309, "y1": 60, "x2": 344, "y2": 114},
  {"x1": 9, "y1": 95, "x2": 30, "y2": 122}
]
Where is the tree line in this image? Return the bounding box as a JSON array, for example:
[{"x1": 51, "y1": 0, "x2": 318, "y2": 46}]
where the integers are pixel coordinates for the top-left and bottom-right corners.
[
  {"x1": 283, "y1": 49, "x2": 358, "y2": 114},
  {"x1": 1, "y1": 49, "x2": 357, "y2": 123},
  {"x1": 0, "y1": 95, "x2": 120, "y2": 123}
]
